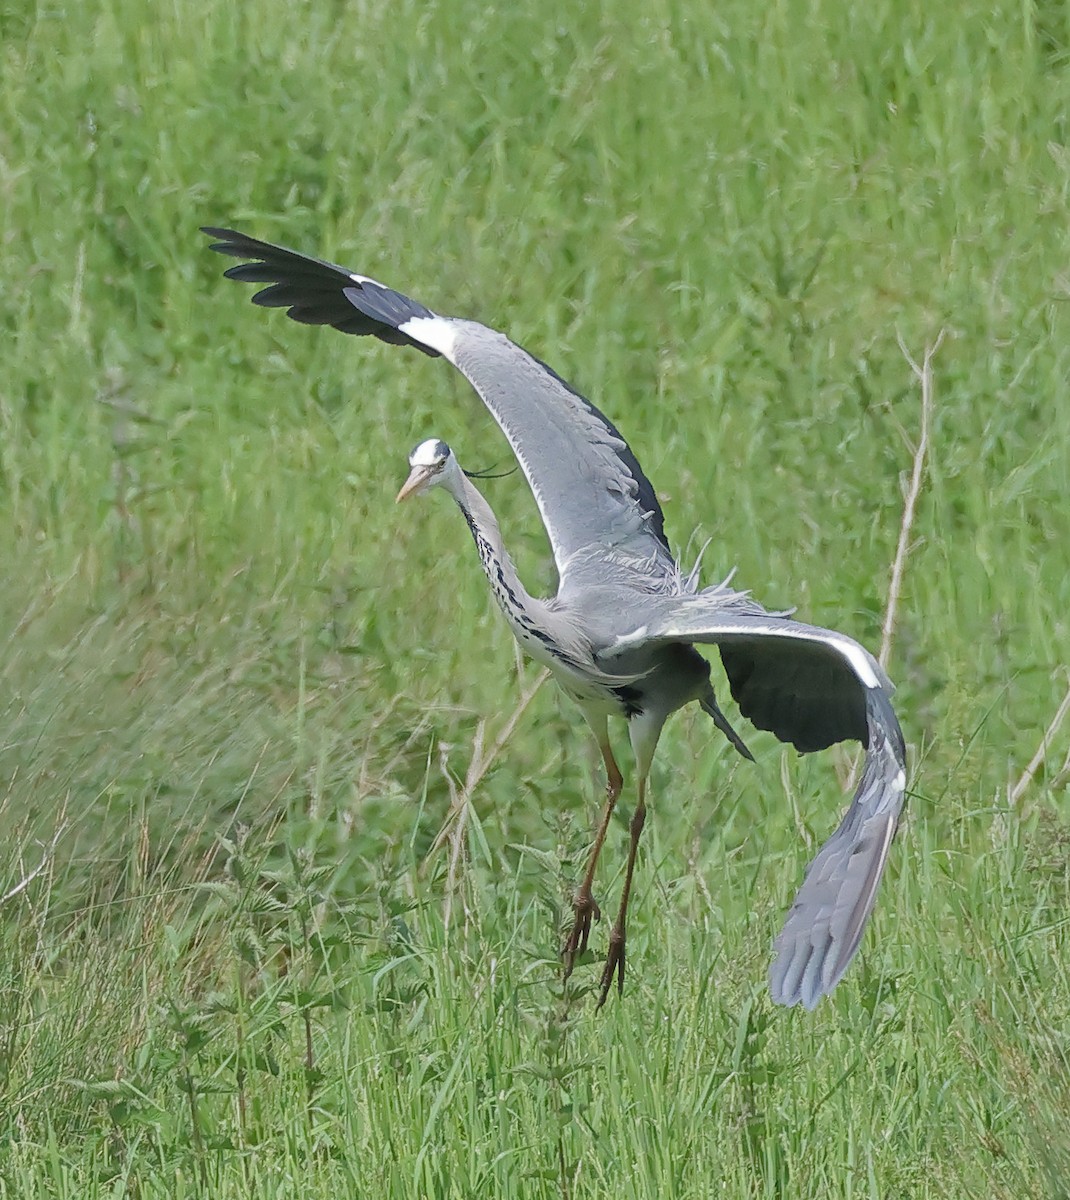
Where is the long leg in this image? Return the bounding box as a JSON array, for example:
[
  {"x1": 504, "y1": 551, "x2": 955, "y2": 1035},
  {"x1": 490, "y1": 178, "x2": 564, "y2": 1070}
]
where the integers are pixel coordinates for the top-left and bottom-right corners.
[
  {"x1": 563, "y1": 725, "x2": 623, "y2": 975},
  {"x1": 596, "y1": 773, "x2": 647, "y2": 1007}
]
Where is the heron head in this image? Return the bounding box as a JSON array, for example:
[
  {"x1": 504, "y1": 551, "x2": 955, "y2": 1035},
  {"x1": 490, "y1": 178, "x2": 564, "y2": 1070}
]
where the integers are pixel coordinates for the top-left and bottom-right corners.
[{"x1": 396, "y1": 438, "x2": 456, "y2": 502}]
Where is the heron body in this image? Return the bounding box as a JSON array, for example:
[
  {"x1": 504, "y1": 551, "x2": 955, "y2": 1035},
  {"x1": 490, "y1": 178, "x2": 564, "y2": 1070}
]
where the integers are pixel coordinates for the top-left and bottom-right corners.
[{"x1": 205, "y1": 227, "x2": 908, "y2": 1010}]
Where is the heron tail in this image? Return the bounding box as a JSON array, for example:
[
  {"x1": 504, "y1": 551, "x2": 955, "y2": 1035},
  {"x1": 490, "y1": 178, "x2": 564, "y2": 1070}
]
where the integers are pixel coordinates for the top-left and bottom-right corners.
[{"x1": 700, "y1": 687, "x2": 754, "y2": 762}]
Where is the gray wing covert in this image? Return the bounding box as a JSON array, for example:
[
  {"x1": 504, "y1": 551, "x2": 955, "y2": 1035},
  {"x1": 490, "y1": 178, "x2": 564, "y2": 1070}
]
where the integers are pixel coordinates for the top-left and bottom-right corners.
[{"x1": 445, "y1": 323, "x2": 672, "y2": 575}]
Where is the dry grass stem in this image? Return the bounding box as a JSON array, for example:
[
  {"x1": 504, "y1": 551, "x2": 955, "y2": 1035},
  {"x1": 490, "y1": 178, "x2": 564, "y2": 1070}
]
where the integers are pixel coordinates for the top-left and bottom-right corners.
[
  {"x1": 882, "y1": 329, "x2": 945, "y2": 671},
  {"x1": 1009, "y1": 672, "x2": 1070, "y2": 809},
  {"x1": 843, "y1": 330, "x2": 942, "y2": 789},
  {"x1": 430, "y1": 668, "x2": 551, "y2": 922}
]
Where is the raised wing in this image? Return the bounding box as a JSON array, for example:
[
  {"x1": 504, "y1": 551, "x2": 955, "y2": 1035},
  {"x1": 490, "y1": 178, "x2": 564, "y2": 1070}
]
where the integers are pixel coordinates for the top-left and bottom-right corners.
[
  {"x1": 203, "y1": 227, "x2": 671, "y2": 578},
  {"x1": 605, "y1": 597, "x2": 907, "y2": 1009}
]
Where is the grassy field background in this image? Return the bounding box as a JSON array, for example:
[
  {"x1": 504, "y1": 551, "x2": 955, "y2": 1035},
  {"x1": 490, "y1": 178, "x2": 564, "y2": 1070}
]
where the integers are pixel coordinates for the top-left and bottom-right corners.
[{"x1": 2, "y1": 0, "x2": 1069, "y2": 1194}]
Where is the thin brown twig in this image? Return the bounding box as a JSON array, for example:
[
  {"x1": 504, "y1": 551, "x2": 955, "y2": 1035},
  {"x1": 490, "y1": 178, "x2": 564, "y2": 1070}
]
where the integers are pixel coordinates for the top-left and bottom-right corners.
[
  {"x1": 882, "y1": 329, "x2": 944, "y2": 671},
  {"x1": 440, "y1": 724, "x2": 479, "y2": 929},
  {"x1": 3, "y1": 820, "x2": 68, "y2": 906},
  {"x1": 3, "y1": 847, "x2": 53, "y2": 905},
  {"x1": 1009, "y1": 673, "x2": 1070, "y2": 809},
  {"x1": 841, "y1": 331, "x2": 942, "y2": 790},
  {"x1": 431, "y1": 668, "x2": 551, "y2": 922}
]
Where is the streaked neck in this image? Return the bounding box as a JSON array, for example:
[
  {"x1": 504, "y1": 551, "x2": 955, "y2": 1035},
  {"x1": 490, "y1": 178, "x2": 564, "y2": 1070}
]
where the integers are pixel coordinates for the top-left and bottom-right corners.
[{"x1": 448, "y1": 473, "x2": 537, "y2": 623}]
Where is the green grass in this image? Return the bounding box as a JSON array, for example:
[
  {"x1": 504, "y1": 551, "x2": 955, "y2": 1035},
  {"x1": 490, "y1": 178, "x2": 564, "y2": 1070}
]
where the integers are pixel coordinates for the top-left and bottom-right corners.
[{"x1": 2, "y1": 0, "x2": 1070, "y2": 1194}]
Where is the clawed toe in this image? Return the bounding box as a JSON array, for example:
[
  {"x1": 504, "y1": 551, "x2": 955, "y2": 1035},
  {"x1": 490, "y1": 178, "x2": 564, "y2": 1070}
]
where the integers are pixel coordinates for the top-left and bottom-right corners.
[
  {"x1": 596, "y1": 928, "x2": 625, "y2": 1007},
  {"x1": 563, "y1": 890, "x2": 601, "y2": 977}
]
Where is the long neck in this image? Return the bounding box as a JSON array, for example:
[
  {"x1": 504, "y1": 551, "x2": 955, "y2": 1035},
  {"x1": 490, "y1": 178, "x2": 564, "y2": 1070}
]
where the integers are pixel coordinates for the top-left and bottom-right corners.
[
  {"x1": 444, "y1": 471, "x2": 604, "y2": 684},
  {"x1": 448, "y1": 473, "x2": 540, "y2": 626}
]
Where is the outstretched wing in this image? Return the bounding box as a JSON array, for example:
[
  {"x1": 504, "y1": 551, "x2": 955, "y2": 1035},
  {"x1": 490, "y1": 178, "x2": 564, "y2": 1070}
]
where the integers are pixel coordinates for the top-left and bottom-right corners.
[
  {"x1": 203, "y1": 227, "x2": 672, "y2": 578},
  {"x1": 605, "y1": 597, "x2": 907, "y2": 1010}
]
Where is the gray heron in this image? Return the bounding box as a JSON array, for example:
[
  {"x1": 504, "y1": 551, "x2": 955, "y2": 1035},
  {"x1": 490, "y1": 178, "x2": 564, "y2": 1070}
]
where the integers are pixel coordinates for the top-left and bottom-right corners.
[{"x1": 203, "y1": 227, "x2": 907, "y2": 1010}]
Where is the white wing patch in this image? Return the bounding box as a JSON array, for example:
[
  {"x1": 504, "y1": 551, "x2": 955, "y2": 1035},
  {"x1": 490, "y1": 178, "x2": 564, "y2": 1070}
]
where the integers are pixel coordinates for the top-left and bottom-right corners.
[
  {"x1": 818, "y1": 634, "x2": 881, "y2": 690},
  {"x1": 611, "y1": 620, "x2": 882, "y2": 690},
  {"x1": 399, "y1": 315, "x2": 459, "y2": 360},
  {"x1": 793, "y1": 628, "x2": 882, "y2": 689}
]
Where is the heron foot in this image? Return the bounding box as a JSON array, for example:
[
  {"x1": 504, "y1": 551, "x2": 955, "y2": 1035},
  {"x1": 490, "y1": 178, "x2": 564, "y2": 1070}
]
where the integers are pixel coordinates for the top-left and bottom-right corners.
[
  {"x1": 563, "y1": 888, "x2": 601, "y2": 978},
  {"x1": 596, "y1": 926, "x2": 625, "y2": 1008}
]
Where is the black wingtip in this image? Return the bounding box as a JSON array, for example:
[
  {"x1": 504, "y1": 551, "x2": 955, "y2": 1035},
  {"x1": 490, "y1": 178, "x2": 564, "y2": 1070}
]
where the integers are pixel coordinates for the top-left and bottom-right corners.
[
  {"x1": 200, "y1": 224, "x2": 442, "y2": 357},
  {"x1": 202, "y1": 225, "x2": 241, "y2": 250}
]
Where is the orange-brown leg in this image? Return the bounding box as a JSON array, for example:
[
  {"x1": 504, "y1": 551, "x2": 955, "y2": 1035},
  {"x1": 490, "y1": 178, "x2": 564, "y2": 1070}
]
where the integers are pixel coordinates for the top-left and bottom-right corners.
[
  {"x1": 563, "y1": 734, "x2": 623, "y2": 976},
  {"x1": 596, "y1": 774, "x2": 647, "y2": 1007}
]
